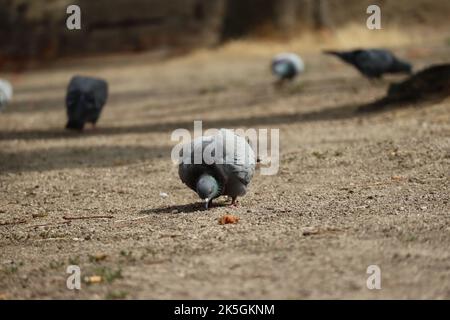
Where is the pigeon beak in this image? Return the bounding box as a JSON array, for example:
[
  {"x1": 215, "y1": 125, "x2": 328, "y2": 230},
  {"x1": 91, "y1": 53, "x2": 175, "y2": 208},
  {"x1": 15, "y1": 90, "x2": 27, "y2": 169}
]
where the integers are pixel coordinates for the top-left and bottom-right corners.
[{"x1": 204, "y1": 198, "x2": 209, "y2": 210}]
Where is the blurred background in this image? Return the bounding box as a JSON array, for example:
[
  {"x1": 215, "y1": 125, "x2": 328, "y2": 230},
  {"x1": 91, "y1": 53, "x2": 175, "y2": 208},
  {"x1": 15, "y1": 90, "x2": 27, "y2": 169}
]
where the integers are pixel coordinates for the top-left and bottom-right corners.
[{"x1": 1, "y1": 0, "x2": 450, "y2": 69}]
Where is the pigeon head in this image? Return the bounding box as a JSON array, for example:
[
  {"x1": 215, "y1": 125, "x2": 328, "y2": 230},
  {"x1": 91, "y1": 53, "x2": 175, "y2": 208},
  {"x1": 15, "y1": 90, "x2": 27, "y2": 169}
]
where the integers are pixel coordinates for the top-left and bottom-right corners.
[
  {"x1": 196, "y1": 174, "x2": 220, "y2": 209},
  {"x1": 273, "y1": 61, "x2": 291, "y2": 77},
  {"x1": 391, "y1": 60, "x2": 413, "y2": 74}
]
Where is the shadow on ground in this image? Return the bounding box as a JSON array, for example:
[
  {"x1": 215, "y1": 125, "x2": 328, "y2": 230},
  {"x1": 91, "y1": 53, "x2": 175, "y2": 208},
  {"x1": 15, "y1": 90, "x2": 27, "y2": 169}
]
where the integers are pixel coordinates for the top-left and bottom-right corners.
[
  {"x1": 0, "y1": 102, "x2": 365, "y2": 141},
  {"x1": 139, "y1": 201, "x2": 229, "y2": 214},
  {"x1": 0, "y1": 145, "x2": 171, "y2": 172}
]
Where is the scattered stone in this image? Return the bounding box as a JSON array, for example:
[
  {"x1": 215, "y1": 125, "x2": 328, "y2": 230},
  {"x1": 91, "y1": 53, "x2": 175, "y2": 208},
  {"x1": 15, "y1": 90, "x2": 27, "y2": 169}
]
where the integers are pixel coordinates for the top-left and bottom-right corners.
[
  {"x1": 302, "y1": 227, "x2": 320, "y2": 236},
  {"x1": 32, "y1": 212, "x2": 48, "y2": 218}
]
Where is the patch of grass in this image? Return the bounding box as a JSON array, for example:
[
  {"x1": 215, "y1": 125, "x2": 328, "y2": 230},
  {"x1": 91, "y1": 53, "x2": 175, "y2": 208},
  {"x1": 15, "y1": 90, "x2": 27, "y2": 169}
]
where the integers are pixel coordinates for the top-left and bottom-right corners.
[
  {"x1": 2, "y1": 261, "x2": 23, "y2": 274},
  {"x1": 49, "y1": 260, "x2": 64, "y2": 270},
  {"x1": 95, "y1": 266, "x2": 123, "y2": 284},
  {"x1": 120, "y1": 250, "x2": 136, "y2": 263},
  {"x1": 68, "y1": 256, "x2": 80, "y2": 266},
  {"x1": 312, "y1": 151, "x2": 327, "y2": 159},
  {"x1": 405, "y1": 234, "x2": 418, "y2": 242},
  {"x1": 105, "y1": 290, "x2": 128, "y2": 300}
]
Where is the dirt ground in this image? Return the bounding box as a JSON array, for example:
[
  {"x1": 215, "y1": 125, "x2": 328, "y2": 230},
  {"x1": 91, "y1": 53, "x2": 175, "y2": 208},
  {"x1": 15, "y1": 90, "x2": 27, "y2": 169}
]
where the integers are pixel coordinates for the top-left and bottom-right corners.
[{"x1": 0, "y1": 39, "x2": 449, "y2": 299}]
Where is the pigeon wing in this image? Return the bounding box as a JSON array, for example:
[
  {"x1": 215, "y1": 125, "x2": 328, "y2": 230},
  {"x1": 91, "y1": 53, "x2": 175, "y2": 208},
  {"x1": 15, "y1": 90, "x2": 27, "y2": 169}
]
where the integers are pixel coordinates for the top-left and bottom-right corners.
[
  {"x1": 355, "y1": 50, "x2": 394, "y2": 76},
  {"x1": 216, "y1": 129, "x2": 256, "y2": 186}
]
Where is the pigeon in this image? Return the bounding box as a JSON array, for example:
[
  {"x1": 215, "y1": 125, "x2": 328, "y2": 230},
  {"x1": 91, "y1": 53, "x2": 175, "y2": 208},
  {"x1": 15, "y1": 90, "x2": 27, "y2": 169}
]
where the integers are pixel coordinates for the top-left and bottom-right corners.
[
  {"x1": 324, "y1": 49, "x2": 412, "y2": 78},
  {"x1": 178, "y1": 129, "x2": 256, "y2": 209},
  {"x1": 0, "y1": 79, "x2": 13, "y2": 111},
  {"x1": 65, "y1": 75, "x2": 108, "y2": 130},
  {"x1": 271, "y1": 53, "x2": 304, "y2": 82}
]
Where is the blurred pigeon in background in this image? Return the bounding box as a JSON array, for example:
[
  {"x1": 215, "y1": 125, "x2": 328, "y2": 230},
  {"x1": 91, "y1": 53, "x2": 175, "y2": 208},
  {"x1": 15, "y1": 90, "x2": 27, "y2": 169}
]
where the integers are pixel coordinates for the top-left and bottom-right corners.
[
  {"x1": 178, "y1": 129, "x2": 256, "y2": 209},
  {"x1": 324, "y1": 49, "x2": 412, "y2": 78},
  {"x1": 0, "y1": 79, "x2": 13, "y2": 111},
  {"x1": 65, "y1": 75, "x2": 108, "y2": 130},
  {"x1": 272, "y1": 53, "x2": 304, "y2": 82}
]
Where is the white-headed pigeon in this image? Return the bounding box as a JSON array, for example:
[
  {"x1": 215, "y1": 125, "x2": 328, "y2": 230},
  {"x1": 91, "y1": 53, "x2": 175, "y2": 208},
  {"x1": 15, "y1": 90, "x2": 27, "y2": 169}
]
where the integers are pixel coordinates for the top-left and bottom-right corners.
[{"x1": 272, "y1": 53, "x2": 305, "y2": 81}]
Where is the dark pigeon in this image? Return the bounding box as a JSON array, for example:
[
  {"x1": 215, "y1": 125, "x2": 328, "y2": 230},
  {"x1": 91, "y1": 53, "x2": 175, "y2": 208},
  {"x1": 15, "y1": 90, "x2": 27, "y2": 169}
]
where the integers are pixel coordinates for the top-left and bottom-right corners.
[
  {"x1": 324, "y1": 49, "x2": 412, "y2": 78},
  {"x1": 65, "y1": 76, "x2": 108, "y2": 130}
]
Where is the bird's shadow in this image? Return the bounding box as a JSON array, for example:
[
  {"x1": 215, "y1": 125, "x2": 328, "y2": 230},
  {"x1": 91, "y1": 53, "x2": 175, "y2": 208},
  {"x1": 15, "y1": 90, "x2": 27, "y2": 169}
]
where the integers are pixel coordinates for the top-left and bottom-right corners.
[{"x1": 139, "y1": 201, "x2": 229, "y2": 215}]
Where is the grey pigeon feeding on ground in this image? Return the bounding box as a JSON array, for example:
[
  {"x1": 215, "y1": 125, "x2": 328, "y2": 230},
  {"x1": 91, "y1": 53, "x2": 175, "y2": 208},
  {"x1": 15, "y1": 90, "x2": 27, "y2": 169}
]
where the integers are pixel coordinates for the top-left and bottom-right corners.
[
  {"x1": 0, "y1": 79, "x2": 13, "y2": 111},
  {"x1": 65, "y1": 75, "x2": 108, "y2": 130},
  {"x1": 178, "y1": 129, "x2": 256, "y2": 209},
  {"x1": 272, "y1": 53, "x2": 304, "y2": 82},
  {"x1": 324, "y1": 49, "x2": 412, "y2": 78}
]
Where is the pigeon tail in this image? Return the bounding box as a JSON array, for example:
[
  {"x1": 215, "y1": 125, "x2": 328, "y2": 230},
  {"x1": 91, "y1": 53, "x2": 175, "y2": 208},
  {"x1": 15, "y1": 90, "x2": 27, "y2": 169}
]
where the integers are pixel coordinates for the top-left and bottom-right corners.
[{"x1": 323, "y1": 50, "x2": 340, "y2": 55}]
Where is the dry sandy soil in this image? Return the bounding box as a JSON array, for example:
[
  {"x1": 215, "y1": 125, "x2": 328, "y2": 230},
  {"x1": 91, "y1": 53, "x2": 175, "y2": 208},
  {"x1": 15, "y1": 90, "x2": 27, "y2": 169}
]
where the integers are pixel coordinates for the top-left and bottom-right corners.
[{"x1": 0, "y1": 39, "x2": 449, "y2": 299}]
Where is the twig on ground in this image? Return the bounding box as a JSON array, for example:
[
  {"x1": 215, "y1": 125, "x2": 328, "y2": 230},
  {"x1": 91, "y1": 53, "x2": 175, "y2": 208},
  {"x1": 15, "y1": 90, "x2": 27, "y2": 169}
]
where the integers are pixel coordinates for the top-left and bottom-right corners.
[
  {"x1": 0, "y1": 219, "x2": 27, "y2": 227},
  {"x1": 114, "y1": 216, "x2": 149, "y2": 223},
  {"x1": 28, "y1": 221, "x2": 71, "y2": 229},
  {"x1": 63, "y1": 215, "x2": 114, "y2": 220}
]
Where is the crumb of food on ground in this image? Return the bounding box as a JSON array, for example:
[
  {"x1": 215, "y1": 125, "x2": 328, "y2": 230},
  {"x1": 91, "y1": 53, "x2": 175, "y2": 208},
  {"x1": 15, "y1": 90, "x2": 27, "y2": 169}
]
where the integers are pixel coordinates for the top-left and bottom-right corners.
[
  {"x1": 84, "y1": 275, "x2": 103, "y2": 284},
  {"x1": 218, "y1": 214, "x2": 240, "y2": 225}
]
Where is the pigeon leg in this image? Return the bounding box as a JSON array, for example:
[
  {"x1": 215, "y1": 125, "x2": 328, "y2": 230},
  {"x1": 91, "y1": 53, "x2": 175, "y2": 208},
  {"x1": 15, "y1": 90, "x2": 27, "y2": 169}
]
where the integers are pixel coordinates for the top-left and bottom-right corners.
[
  {"x1": 230, "y1": 197, "x2": 239, "y2": 207},
  {"x1": 274, "y1": 78, "x2": 286, "y2": 89}
]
